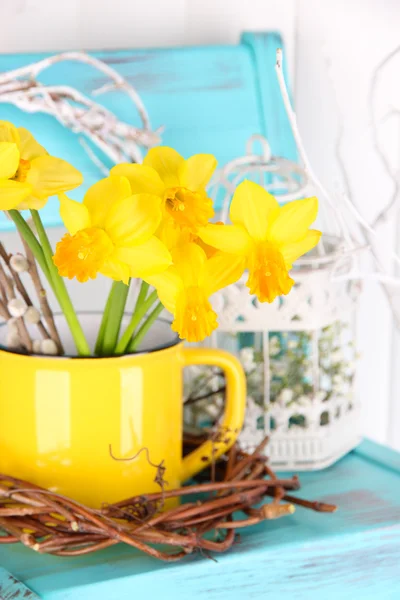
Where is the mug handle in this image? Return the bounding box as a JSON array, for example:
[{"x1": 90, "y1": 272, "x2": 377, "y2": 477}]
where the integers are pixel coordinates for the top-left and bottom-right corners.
[{"x1": 181, "y1": 347, "x2": 246, "y2": 482}]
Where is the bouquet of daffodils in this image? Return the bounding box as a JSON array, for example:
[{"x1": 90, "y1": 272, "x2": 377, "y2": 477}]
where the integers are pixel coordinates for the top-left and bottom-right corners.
[{"x1": 0, "y1": 120, "x2": 321, "y2": 356}]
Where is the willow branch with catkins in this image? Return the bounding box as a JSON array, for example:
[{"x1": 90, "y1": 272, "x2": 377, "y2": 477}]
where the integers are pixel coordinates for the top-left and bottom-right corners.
[{"x1": 0, "y1": 240, "x2": 63, "y2": 355}]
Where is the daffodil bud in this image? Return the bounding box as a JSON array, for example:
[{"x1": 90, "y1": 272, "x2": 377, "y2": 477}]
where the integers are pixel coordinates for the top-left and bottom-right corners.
[
  {"x1": 25, "y1": 306, "x2": 41, "y2": 324},
  {"x1": 6, "y1": 330, "x2": 21, "y2": 348},
  {"x1": 32, "y1": 339, "x2": 42, "y2": 354},
  {"x1": 7, "y1": 298, "x2": 27, "y2": 318},
  {"x1": 41, "y1": 339, "x2": 58, "y2": 355},
  {"x1": 10, "y1": 253, "x2": 29, "y2": 273}
]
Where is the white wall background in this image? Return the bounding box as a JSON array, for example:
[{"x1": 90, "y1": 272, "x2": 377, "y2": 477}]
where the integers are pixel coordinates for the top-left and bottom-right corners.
[{"x1": 1, "y1": 0, "x2": 400, "y2": 449}]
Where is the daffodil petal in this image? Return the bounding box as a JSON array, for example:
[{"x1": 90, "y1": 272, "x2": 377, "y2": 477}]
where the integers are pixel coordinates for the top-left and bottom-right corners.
[
  {"x1": 145, "y1": 270, "x2": 182, "y2": 314},
  {"x1": 230, "y1": 180, "x2": 279, "y2": 240},
  {"x1": 27, "y1": 156, "x2": 83, "y2": 200},
  {"x1": 17, "y1": 127, "x2": 47, "y2": 161},
  {"x1": 198, "y1": 223, "x2": 251, "y2": 255},
  {"x1": 105, "y1": 193, "x2": 162, "y2": 246},
  {"x1": 0, "y1": 121, "x2": 20, "y2": 145},
  {"x1": 110, "y1": 164, "x2": 165, "y2": 196},
  {"x1": 59, "y1": 192, "x2": 91, "y2": 235},
  {"x1": 116, "y1": 237, "x2": 172, "y2": 278},
  {"x1": 143, "y1": 147, "x2": 185, "y2": 188},
  {"x1": 281, "y1": 229, "x2": 322, "y2": 269},
  {"x1": 16, "y1": 195, "x2": 49, "y2": 211},
  {"x1": 268, "y1": 197, "x2": 319, "y2": 244},
  {"x1": 0, "y1": 179, "x2": 32, "y2": 210},
  {"x1": 0, "y1": 143, "x2": 20, "y2": 179},
  {"x1": 171, "y1": 243, "x2": 207, "y2": 287},
  {"x1": 206, "y1": 252, "x2": 246, "y2": 296},
  {"x1": 179, "y1": 154, "x2": 217, "y2": 191},
  {"x1": 83, "y1": 175, "x2": 131, "y2": 228},
  {"x1": 157, "y1": 217, "x2": 191, "y2": 251},
  {"x1": 100, "y1": 253, "x2": 131, "y2": 285}
]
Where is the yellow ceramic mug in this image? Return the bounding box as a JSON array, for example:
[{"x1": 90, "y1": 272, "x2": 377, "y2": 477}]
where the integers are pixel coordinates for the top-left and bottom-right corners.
[{"x1": 0, "y1": 317, "x2": 246, "y2": 507}]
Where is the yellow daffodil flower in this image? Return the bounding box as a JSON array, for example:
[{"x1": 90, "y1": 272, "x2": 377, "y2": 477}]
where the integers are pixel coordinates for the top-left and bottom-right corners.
[
  {"x1": 110, "y1": 147, "x2": 217, "y2": 236},
  {"x1": 53, "y1": 175, "x2": 172, "y2": 284},
  {"x1": 146, "y1": 243, "x2": 245, "y2": 342},
  {"x1": 199, "y1": 180, "x2": 321, "y2": 303},
  {"x1": 0, "y1": 121, "x2": 82, "y2": 210}
]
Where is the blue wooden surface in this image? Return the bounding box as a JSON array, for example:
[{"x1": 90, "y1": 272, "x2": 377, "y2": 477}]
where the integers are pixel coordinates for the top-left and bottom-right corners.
[
  {"x1": 0, "y1": 440, "x2": 399, "y2": 600},
  {"x1": 0, "y1": 567, "x2": 40, "y2": 599},
  {"x1": 0, "y1": 32, "x2": 296, "y2": 231}
]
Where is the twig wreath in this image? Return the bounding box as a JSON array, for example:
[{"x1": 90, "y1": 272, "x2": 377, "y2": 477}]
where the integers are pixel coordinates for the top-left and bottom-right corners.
[{"x1": 0, "y1": 435, "x2": 335, "y2": 561}]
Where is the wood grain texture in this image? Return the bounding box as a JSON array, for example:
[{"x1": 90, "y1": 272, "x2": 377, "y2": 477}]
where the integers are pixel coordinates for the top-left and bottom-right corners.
[
  {"x1": 0, "y1": 568, "x2": 40, "y2": 599},
  {"x1": 0, "y1": 440, "x2": 399, "y2": 599}
]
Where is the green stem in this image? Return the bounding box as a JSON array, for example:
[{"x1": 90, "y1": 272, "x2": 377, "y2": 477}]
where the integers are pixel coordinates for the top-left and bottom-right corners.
[
  {"x1": 98, "y1": 280, "x2": 130, "y2": 356},
  {"x1": 8, "y1": 210, "x2": 51, "y2": 282},
  {"x1": 94, "y1": 283, "x2": 114, "y2": 356},
  {"x1": 30, "y1": 209, "x2": 91, "y2": 357},
  {"x1": 127, "y1": 302, "x2": 163, "y2": 353},
  {"x1": 115, "y1": 288, "x2": 158, "y2": 355},
  {"x1": 135, "y1": 281, "x2": 150, "y2": 311}
]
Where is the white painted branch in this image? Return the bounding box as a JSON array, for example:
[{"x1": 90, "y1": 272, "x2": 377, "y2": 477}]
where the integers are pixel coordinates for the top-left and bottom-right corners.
[
  {"x1": 275, "y1": 48, "x2": 400, "y2": 329},
  {"x1": 0, "y1": 51, "x2": 161, "y2": 171}
]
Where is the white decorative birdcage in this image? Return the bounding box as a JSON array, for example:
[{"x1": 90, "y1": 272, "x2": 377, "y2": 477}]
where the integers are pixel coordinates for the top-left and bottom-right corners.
[{"x1": 184, "y1": 135, "x2": 363, "y2": 471}]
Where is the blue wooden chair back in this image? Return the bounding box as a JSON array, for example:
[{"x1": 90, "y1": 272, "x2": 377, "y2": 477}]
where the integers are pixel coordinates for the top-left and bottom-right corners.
[{"x1": 0, "y1": 32, "x2": 296, "y2": 230}]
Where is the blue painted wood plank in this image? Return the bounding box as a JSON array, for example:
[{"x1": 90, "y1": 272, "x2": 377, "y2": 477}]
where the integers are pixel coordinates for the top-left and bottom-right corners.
[
  {"x1": 354, "y1": 438, "x2": 400, "y2": 475},
  {"x1": 0, "y1": 33, "x2": 294, "y2": 231},
  {"x1": 0, "y1": 567, "x2": 40, "y2": 599},
  {"x1": 0, "y1": 439, "x2": 399, "y2": 599}
]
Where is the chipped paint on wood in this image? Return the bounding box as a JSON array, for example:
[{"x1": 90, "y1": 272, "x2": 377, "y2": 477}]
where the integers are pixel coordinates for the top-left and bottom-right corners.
[{"x1": 0, "y1": 568, "x2": 39, "y2": 599}]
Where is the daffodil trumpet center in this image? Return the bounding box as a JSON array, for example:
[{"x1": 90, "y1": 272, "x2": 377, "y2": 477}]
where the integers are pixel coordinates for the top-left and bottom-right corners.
[
  {"x1": 53, "y1": 227, "x2": 114, "y2": 283},
  {"x1": 164, "y1": 186, "x2": 214, "y2": 232},
  {"x1": 12, "y1": 158, "x2": 31, "y2": 183},
  {"x1": 246, "y1": 241, "x2": 294, "y2": 303},
  {"x1": 172, "y1": 285, "x2": 218, "y2": 342}
]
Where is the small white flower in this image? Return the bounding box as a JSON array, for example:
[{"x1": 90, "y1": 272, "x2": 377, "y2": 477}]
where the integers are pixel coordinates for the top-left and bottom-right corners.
[
  {"x1": 249, "y1": 369, "x2": 263, "y2": 386},
  {"x1": 209, "y1": 375, "x2": 222, "y2": 389},
  {"x1": 288, "y1": 339, "x2": 298, "y2": 350},
  {"x1": 331, "y1": 350, "x2": 343, "y2": 362},
  {"x1": 8, "y1": 298, "x2": 27, "y2": 318},
  {"x1": 269, "y1": 337, "x2": 281, "y2": 356},
  {"x1": 10, "y1": 254, "x2": 29, "y2": 273},
  {"x1": 25, "y1": 306, "x2": 41, "y2": 325},
  {"x1": 272, "y1": 363, "x2": 286, "y2": 377},
  {"x1": 297, "y1": 395, "x2": 312, "y2": 407},
  {"x1": 315, "y1": 390, "x2": 327, "y2": 403},
  {"x1": 239, "y1": 347, "x2": 256, "y2": 372},
  {"x1": 333, "y1": 375, "x2": 342, "y2": 385},
  {"x1": 279, "y1": 388, "x2": 294, "y2": 405},
  {"x1": 41, "y1": 339, "x2": 58, "y2": 355}
]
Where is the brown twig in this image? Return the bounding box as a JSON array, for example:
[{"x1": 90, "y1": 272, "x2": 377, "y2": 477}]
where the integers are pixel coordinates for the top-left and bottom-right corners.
[
  {"x1": 279, "y1": 493, "x2": 337, "y2": 513},
  {"x1": 0, "y1": 261, "x2": 32, "y2": 352},
  {"x1": 19, "y1": 235, "x2": 63, "y2": 353},
  {"x1": 0, "y1": 241, "x2": 51, "y2": 343}
]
